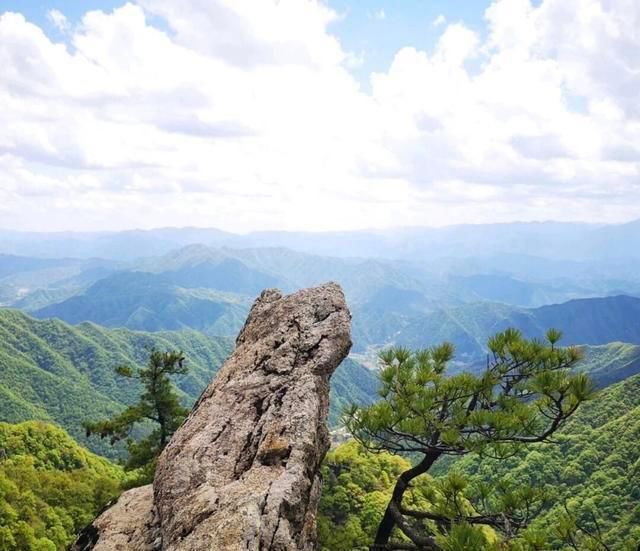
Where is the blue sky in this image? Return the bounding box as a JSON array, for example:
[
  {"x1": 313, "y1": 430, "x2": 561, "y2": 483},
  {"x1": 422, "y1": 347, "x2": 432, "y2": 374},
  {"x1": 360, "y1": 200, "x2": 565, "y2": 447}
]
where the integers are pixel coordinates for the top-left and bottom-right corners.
[
  {"x1": 1, "y1": 0, "x2": 491, "y2": 87},
  {"x1": 0, "y1": 0, "x2": 638, "y2": 232}
]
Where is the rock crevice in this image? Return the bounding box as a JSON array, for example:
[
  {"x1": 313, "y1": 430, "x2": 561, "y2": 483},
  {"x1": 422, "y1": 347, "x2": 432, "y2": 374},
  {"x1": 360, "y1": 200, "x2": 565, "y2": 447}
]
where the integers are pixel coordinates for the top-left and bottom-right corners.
[{"x1": 74, "y1": 282, "x2": 351, "y2": 551}]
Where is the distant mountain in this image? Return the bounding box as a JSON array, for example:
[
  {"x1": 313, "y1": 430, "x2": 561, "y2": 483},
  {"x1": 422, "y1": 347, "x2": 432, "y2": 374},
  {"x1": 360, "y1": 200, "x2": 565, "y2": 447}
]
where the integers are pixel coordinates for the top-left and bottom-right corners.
[
  {"x1": 139, "y1": 244, "x2": 285, "y2": 294},
  {"x1": 0, "y1": 309, "x2": 378, "y2": 456},
  {"x1": 33, "y1": 271, "x2": 250, "y2": 336},
  {"x1": 0, "y1": 253, "x2": 121, "y2": 309},
  {"x1": 0, "y1": 227, "x2": 235, "y2": 260},
  {"x1": 3, "y1": 219, "x2": 640, "y2": 262},
  {"x1": 140, "y1": 244, "x2": 441, "y2": 304},
  {"x1": 577, "y1": 342, "x2": 640, "y2": 388},
  {"x1": 33, "y1": 245, "x2": 640, "y2": 359},
  {"x1": 0, "y1": 253, "x2": 69, "y2": 278},
  {"x1": 533, "y1": 295, "x2": 640, "y2": 345},
  {"x1": 366, "y1": 295, "x2": 640, "y2": 360},
  {"x1": 33, "y1": 246, "x2": 463, "y2": 345}
]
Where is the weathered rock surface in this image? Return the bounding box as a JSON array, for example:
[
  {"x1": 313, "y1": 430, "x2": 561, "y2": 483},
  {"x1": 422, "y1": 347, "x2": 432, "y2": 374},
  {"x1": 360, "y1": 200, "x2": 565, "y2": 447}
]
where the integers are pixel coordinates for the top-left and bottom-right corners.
[
  {"x1": 72, "y1": 485, "x2": 157, "y2": 551},
  {"x1": 74, "y1": 282, "x2": 351, "y2": 551}
]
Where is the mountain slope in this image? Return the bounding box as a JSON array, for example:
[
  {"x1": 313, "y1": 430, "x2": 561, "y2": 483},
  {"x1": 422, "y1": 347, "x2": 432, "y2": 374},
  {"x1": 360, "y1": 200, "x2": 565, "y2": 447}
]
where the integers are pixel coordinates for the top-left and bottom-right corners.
[
  {"x1": 0, "y1": 309, "x2": 378, "y2": 455},
  {"x1": 575, "y1": 342, "x2": 640, "y2": 388},
  {"x1": 385, "y1": 295, "x2": 640, "y2": 360},
  {"x1": 0, "y1": 253, "x2": 121, "y2": 309},
  {"x1": 0, "y1": 420, "x2": 122, "y2": 550},
  {"x1": 448, "y1": 372, "x2": 640, "y2": 548},
  {"x1": 33, "y1": 271, "x2": 250, "y2": 336},
  {"x1": 0, "y1": 308, "x2": 233, "y2": 455}
]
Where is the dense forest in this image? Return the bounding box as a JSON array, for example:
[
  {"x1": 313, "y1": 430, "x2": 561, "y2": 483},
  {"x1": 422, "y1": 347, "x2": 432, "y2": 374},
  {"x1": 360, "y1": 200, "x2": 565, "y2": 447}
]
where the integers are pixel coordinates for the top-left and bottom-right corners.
[
  {"x1": 0, "y1": 422, "x2": 121, "y2": 550},
  {"x1": 0, "y1": 309, "x2": 378, "y2": 455},
  {"x1": 318, "y1": 372, "x2": 640, "y2": 550}
]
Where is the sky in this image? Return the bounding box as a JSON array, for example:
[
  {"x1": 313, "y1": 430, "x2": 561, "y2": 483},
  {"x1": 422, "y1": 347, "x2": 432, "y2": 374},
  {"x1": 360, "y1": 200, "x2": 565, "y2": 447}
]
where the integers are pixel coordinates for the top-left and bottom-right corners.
[{"x1": 0, "y1": 0, "x2": 638, "y2": 233}]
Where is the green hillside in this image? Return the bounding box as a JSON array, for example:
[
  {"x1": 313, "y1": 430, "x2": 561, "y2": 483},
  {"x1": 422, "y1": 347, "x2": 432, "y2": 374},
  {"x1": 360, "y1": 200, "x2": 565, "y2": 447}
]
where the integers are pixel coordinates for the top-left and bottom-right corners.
[
  {"x1": 33, "y1": 271, "x2": 250, "y2": 336},
  {"x1": 0, "y1": 309, "x2": 378, "y2": 456},
  {"x1": 329, "y1": 358, "x2": 379, "y2": 426},
  {"x1": 380, "y1": 295, "x2": 640, "y2": 360},
  {"x1": 576, "y1": 342, "x2": 640, "y2": 387},
  {"x1": 0, "y1": 308, "x2": 233, "y2": 455},
  {"x1": 0, "y1": 420, "x2": 122, "y2": 550},
  {"x1": 320, "y1": 372, "x2": 640, "y2": 549},
  {"x1": 436, "y1": 372, "x2": 640, "y2": 548}
]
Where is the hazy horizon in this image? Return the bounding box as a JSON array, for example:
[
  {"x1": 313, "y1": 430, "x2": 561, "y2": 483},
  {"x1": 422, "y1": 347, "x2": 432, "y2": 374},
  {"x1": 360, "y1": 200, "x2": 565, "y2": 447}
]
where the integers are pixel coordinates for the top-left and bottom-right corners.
[{"x1": 0, "y1": 217, "x2": 635, "y2": 237}]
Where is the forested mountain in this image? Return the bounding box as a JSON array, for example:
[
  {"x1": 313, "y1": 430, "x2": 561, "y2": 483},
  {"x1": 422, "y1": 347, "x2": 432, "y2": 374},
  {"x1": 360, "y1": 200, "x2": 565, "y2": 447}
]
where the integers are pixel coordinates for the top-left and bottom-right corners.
[
  {"x1": 0, "y1": 309, "x2": 378, "y2": 456},
  {"x1": 33, "y1": 271, "x2": 250, "y2": 335},
  {"x1": 576, "y1": 342, "x2": 640, "y2": 387},
  {"x1": 0, "y1": 308, "x2": 231, "y2": 455},
  {"x1": 17, "y1": 241, "x2": 640, "y2": 360},
  {"x1": 0, "y1": 421, "x2": 122, "y2": 550},
  {"x1": 139, "y1": 244, "x2": 438, "y2": 304},
  {"x1": 320, "y1": 371, "x2": 640, "y2": 550},
  {"x1": 375, "y1": 295, "x2": 640, "y2": 359},
  {"x1": 446, "y1": 371, "x2": 640, "y2": 548}
]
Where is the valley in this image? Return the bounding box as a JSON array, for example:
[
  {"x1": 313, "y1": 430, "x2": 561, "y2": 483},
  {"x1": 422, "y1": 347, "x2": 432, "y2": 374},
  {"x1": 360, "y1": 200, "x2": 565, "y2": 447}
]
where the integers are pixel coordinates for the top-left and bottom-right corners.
[{"x1": 1, "y1": 223, "x2": 639, "y2": 550}]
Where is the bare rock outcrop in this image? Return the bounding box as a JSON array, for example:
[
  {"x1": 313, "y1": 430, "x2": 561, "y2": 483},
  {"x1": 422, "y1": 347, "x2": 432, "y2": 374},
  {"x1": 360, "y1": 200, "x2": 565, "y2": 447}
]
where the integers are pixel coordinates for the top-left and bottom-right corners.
[{"x1": 74, "y1": 282, "x2": 352, "y2": 551}]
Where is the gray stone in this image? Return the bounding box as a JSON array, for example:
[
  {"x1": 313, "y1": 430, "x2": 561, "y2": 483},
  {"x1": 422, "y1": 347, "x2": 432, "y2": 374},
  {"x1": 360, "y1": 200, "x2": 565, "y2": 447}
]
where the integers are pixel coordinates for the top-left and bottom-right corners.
[{"x1": 73, "y1": 283, "x2": 352, "y2": 551}]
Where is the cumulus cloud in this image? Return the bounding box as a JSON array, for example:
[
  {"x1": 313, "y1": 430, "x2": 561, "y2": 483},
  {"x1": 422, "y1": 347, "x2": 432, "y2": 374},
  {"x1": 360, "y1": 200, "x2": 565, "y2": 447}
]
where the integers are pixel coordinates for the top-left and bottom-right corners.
[{"x1": 0, "y1": 0, "x2": 638, "y2": 232}]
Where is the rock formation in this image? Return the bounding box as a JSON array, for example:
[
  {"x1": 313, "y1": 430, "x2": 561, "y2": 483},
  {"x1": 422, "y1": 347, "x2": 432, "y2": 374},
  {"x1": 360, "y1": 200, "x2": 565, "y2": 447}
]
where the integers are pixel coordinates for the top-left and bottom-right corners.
[{"x1": 74, "y1": 282, "x2": 352, "y2": 551}]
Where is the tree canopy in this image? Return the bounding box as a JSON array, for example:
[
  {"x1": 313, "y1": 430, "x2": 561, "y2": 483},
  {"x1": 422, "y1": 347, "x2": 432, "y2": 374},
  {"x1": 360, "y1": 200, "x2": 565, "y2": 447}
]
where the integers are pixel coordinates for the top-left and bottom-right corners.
[
  {"x1": 345, "y1": 328, "x2": 593, "y2": 550},
  {"x1": 84, "y1": 349, "x2": 188, "y2": 482},
  {"x1": 0, "y1": 421, "x2": 121, "y2": 550}
]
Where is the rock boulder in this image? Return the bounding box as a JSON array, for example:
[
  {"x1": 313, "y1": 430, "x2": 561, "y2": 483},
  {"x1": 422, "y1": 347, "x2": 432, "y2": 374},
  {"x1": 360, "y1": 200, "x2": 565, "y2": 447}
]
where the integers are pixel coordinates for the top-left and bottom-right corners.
[{"x1": 74, "y1": 282, "x2": 352, "y2": 551}]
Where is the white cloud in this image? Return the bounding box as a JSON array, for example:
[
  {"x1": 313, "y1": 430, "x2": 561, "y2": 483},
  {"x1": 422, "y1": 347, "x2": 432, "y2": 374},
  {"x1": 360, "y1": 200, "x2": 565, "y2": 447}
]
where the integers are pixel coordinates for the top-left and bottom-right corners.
[
  {"x1": 370, "y1": 9, "x2": 386, "y2": 21},
  {"x1": 0, "y1": 0, "x2": 639, "y2": 232},
  {"x1": 432, "y1": 14, "x2": 446, "y2": 27},
  {"x1": 47, "y1": 8, "x2": 68, "y2": 32}
]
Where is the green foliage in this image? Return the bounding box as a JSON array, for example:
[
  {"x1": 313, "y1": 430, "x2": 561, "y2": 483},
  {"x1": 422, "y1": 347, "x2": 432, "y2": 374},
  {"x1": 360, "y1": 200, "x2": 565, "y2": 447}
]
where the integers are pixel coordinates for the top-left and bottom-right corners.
[
  {"x1": 344, "y1": 329, "x2": 591, "y2": 549},
  {"x1": 0, "y1": 421, "x2": 121, "y2": 550},
  {"x1": 447, "y1": 372, "x2": 640, "y2": 550},
  {"x1": 84, "y1": 350, "x2": 189, "y2": 480},
  {"x1": 323, "y1": 373, "x2": 640, "y2": 550},
  {"x1": 318, "y1": 441, "x2": 440, "y2": 551},
  {"x1": 0, "y1": 308, "x2": 231, "y2": 456},
  {"x1": 347, "y1": 329, "x2": 588, "y2": 457},
  {"x1": 0, "y1": 309, "x2": 377, "y2": 456}
]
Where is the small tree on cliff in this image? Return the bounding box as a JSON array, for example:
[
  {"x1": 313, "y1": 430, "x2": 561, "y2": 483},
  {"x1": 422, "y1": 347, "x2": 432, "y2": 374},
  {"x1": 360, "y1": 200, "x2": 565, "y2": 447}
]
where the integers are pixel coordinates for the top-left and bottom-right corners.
[
  {"x1": 345, "y1": 328, "x2": 593, "y2": 550},
  {"x1": 85, "y1": 349, "x2": 188, "y2": 480}
]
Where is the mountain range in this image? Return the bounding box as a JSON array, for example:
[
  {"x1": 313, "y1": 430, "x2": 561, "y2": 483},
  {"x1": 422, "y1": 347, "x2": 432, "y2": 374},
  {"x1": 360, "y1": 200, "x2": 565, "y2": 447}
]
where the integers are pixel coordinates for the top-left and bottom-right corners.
[
  {"x1": 0, "y1": 309, "x2": 378, "y2": 456},
  {"x1": 3, "y1": 219, "x2": 640, "y2": 262}
]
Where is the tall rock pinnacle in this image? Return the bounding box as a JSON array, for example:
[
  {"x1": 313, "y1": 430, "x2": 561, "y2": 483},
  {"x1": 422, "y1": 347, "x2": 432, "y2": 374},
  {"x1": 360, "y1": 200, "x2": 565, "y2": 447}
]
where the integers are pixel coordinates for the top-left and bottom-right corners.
[{"x1": 74, "y1": 282, "x2": 352, "y2": 551}]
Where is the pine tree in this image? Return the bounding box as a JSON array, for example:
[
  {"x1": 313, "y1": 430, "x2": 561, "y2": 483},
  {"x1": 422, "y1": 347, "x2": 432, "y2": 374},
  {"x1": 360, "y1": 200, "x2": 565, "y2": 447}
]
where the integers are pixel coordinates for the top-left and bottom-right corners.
[
  {"x1": 344, "y1": 328, "x2": 594, "y2": 550},
  {"x1": 84, "y1": 349, "x2": 188, "y2": 480}
]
